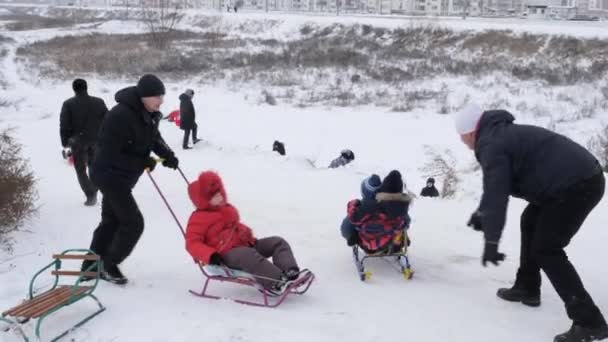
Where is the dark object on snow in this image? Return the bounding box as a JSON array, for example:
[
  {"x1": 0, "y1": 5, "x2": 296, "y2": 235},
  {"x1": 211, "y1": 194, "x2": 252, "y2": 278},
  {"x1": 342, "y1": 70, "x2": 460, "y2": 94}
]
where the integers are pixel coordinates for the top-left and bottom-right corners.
[
  {"x1": 273, "y1": 140, "x2": 286, "y2": 156},
  {"x1": 179, "y1": 89, "x2": 200, "y2": 149},
  {"x1": 471, "y1": 109, "x2": 606, "y2": 332},
  {"x1": 420, "y1": 177, "x2": 439, "y2": 197},
  {"x1": 60, "y1": 78, "x2": 108, "y2": 204},
  {"x1": 329, "y1": 149, "x2": 355, "y2": 168},
  {"x1": 88, "y1": 75, "x2": 178, "y2": 281}
]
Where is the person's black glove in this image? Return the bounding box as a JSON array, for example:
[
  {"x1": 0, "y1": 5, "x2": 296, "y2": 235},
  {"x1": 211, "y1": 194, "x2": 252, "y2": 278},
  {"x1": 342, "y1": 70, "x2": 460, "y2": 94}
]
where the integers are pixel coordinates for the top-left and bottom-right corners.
[
  {"x1": 467, "y1": 211, "x2": 483, "y2": 232},
  {"x1": 162, "y1": 155, "x2": 179, "y2": 170},
  {"x1": 209, "y1": 253, "x2": 223, "y2": 265},
  {"x1": 482, "y1": 241, "x2": 506, "y2": 267},
  {"x1": 144, "y1": 157, "x2": 157, "y2": 172}
]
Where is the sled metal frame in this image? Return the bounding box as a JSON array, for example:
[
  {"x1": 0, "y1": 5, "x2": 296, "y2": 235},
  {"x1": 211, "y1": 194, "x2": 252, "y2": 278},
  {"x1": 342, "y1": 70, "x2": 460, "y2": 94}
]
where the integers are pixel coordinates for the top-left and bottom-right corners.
[
  {"x1": 189, "y1": 266, "x2": 315, "y2": 308},
  {"x1": 353, "y1": 244, "x2": 413, "y2": 281},
  {"x1": 1, "y1": 249, "x2": 105, "y2": 342}
]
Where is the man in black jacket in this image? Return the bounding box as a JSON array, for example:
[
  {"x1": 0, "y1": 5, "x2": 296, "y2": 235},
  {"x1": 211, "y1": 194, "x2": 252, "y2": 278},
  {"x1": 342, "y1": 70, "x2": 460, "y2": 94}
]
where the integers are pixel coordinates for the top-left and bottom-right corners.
[
  {"x1": 179, "y1": 89, "x2": 200, "y2": 149},
  {"x1": 455, "y1": 103, "x2": 607, "y2": 342},
  {"x1": 59, "y1": 79, "x2": 108, "y2": 206},
  {"x1": 86, "y1": 74, "x2": 179, "y2": 285}
]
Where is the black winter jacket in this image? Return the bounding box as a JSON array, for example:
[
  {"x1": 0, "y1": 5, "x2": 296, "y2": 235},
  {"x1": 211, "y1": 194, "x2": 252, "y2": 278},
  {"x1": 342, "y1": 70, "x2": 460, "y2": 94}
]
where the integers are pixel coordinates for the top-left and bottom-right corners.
[
  {"x1": 420, "y1": 186, "x2": 439, "y2": 197},
  {"x1": 179, "y1": 93, "x2": 195, "y2": 130},
  {"x1": 59, "y1": 92, "x2": 108, "y2": 147},
  {"x1": 475, "y1": 110, "x2": 601, "y2": 243},
  {"x1": 91, "y1": 87, "x2": 175, "y2": 190}
]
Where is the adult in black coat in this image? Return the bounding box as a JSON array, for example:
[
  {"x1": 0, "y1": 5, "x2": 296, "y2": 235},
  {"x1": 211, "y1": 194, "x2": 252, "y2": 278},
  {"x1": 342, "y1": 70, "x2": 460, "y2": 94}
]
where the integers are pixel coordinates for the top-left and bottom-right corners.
[
  {"x1": 179, "y1": 89, "x2": 200, "y2": 149},
  {"x1": 455, "y1": 103, "x2": 606, "y2": 342},
  {"x1": 59, "y1": 79, "x2": 108, "y2": 206},
  {"x1": 86, "y1": 74, "x2": 179, "y2": 285},
  {"x1": 420, "y1": 177, "x2": 439, "y2": 198}
]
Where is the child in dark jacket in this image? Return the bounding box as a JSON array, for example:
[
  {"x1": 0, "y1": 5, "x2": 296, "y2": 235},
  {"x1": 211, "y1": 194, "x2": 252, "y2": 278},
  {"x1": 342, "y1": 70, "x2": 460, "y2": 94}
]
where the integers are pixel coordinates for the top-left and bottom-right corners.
[
  {"x1": 420, "y1": 177, "x2": 440, "y2": 197},
  {"x1": 341, "y1": 174, "x2": 382, "y2": 245},
  {"x1": 342, "y1": 170, "x2": 412, "y2": 253},
  {"x1": 185, "y1": 171, "x2": 300, "y2": 293}
]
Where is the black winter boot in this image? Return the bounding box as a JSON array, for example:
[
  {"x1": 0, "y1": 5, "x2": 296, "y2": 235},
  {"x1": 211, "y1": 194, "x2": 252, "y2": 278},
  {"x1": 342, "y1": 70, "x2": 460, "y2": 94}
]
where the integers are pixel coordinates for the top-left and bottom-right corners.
[
  {"x1": 101, "y1": 262, "x2": 128, "y2": 285},
  {"x1": 554, "y1": 324, "x2": 608, "y2": 342},
  {"x1": 496, "y1": 286, "x2": 541, "y2": 307}
]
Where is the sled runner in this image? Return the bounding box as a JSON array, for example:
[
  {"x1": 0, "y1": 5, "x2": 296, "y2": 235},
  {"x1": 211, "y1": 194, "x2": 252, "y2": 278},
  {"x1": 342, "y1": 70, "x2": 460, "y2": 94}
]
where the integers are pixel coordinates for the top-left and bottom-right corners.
[
  {"x1": 189, "y1": 265, "x2": 315, "y2": 308},
  {"x1": 352, "y1": 234, "x2": 414, "y2": 282},
  {"x1": 1, "y1": 249, "x2": 105, "y2": 342}
]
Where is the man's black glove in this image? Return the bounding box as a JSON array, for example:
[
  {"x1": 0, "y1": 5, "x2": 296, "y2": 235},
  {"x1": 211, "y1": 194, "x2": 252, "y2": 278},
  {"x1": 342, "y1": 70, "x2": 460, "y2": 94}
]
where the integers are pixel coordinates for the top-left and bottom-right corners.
[
  {"x1": 144, "y1": 157, "x2": 157, "y2": 172},
  {"x1": 162, "y1": 155, "x2": 179, "y2": 170},
  {"x1": 482, "y1": 241, "x2": 506, "y2": 267},
  {"x1": 209, "y1": 253, "x2": 223, "y2": 265},
  {"x1": 467, "y1": 211, "x2": 483, "y2": 232}
]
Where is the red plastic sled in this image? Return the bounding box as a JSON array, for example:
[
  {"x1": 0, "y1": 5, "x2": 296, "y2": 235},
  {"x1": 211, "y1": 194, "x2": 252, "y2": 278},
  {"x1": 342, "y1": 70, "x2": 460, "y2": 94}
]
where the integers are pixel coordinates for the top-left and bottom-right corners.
[
  {"x1": 167, "y1": 110, "x2": 181, "y2": 127},
  {"x1": 189, "y1": 266, "x2": 315, "y2": 308}
]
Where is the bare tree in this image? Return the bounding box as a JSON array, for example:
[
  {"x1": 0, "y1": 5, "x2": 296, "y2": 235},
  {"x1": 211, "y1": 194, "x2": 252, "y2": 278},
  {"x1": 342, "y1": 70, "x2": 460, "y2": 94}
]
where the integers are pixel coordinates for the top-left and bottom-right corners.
[
  {"x1": 140, "y1": 0, "x2": 184, "y2": 49},
  {"x1": 420, "y1": 146, "x2": 460, "y2": 199}
]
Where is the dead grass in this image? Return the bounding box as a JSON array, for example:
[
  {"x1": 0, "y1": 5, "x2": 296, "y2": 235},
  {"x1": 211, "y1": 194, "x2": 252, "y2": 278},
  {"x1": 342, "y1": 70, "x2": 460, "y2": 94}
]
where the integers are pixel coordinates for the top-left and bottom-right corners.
[{"x1": 0, "y1": 128, "x2": 38, "y2": 249}]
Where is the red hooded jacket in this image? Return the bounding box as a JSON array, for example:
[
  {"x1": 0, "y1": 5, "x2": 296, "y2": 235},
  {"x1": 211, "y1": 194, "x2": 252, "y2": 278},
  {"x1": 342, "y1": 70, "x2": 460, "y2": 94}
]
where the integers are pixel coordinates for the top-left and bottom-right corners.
[{"x1": 185, "y1": 171, "x2": 256, "y2": 264}]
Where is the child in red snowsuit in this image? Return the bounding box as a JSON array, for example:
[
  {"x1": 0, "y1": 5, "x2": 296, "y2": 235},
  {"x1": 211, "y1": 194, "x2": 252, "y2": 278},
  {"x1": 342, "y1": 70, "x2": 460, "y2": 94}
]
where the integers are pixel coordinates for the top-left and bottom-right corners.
[{"x1": 185, "y1": 171, "x2": 301, "y2": 292}]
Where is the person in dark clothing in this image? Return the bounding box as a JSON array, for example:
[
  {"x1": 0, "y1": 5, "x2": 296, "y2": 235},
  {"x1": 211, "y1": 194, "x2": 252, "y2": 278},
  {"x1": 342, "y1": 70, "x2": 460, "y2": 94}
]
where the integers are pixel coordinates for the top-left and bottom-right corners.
[
  {"x1": 272, "y1": 140, "x2": 285, "y2": 156},
  {"x1": 85, "y1": 74, "x2": 179, "y2": 285},
  {"x1": 420, "y1": 177, "x2": 439, "y2": 198},
  {"x1": 455, "y1": 103, "x2": 607, "y2": 342},
  {"x1": 59, "y1": 79, "x2": 108, "y2": 206},
  {"x1": 329, "y1": 149, "x2": 355, "y2": 168},
  {"x1": 179, "y1": 89, "x2": 201, "y2": 149}
]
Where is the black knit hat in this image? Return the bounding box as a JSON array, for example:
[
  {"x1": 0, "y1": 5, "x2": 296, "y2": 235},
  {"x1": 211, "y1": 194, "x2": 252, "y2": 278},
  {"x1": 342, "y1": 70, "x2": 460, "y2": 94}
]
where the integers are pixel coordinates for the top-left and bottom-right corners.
[
  {"x1": 427, "y1": 177, "x2": 435, "y2": 184},
  {"x1": 136, "y1": 74, "x2": 165, "y2": 98},
  {"x1": 379, "y1": 170, "x2": 403, "y2": 194},
  {"x1": 72, "y1": 78, "x2": 87, "y2": 93}
]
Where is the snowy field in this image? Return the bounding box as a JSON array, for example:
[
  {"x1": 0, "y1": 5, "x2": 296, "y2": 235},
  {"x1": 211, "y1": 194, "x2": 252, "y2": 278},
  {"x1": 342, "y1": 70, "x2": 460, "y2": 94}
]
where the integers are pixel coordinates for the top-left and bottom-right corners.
[{"x1": 1, "y1": 8, "x2": 608, "y2": 342}]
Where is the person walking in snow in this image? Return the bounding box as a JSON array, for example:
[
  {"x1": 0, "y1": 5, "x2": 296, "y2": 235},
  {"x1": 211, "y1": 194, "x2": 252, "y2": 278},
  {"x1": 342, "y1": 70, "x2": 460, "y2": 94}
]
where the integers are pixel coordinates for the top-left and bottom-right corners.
[
  {"x1": 84, "y1": 74, "x2": 180, "y2": 285},
  {"x1": 420, "y1": 177, "x2": 439, "y2": 198},
  {"x1": 59, "y1": 79, "x2": 108, "y2": 206},
  {"x1": 454, "y1": 103, "x2": 607, "y2": 342},
  {"x1": 185, "y1": 171, "x2": 302, "y2": 295},
  {"x1": 329, "y1": 149, "x2": 355, "y2": 168},
  {"x1": 179, "y1": 89, "x2": 201, "y2": 150}
]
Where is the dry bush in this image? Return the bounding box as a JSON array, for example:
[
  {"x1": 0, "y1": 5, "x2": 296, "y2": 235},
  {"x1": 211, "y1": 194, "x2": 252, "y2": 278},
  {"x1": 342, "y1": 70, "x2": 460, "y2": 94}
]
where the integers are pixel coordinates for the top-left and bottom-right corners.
[
  {"x1": 17, "y1": 32, "x2": 200, "y2": 77},
  {"x1": 0, "y1": 128, "x2": 37, "y2": 249},
  {"x1": 588, "y1": 125, "x2": 608, "y2": 171},
  {"x1": 420, "y1": 146, "x2": 460, "y2": 199}
]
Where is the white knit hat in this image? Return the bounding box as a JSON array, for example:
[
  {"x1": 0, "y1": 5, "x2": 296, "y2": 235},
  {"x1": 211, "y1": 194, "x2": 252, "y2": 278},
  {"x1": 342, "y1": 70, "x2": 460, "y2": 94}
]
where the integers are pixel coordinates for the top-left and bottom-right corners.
[{"x1": 454, "y1": 103, "x2": 484, "y2": 135}]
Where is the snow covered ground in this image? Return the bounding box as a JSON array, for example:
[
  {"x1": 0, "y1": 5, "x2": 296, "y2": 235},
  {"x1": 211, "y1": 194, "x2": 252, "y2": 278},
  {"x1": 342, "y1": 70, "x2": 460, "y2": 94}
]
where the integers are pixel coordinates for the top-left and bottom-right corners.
[{"x1": 1, "y1": 10, "x2": 608, "y2": 342}]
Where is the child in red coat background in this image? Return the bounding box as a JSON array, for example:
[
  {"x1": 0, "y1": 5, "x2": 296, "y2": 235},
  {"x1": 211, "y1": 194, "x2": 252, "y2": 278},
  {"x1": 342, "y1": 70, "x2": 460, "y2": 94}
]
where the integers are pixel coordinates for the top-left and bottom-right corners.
[{"x1": 185, "y1": 171, "x2": 301, "y2": 294}]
